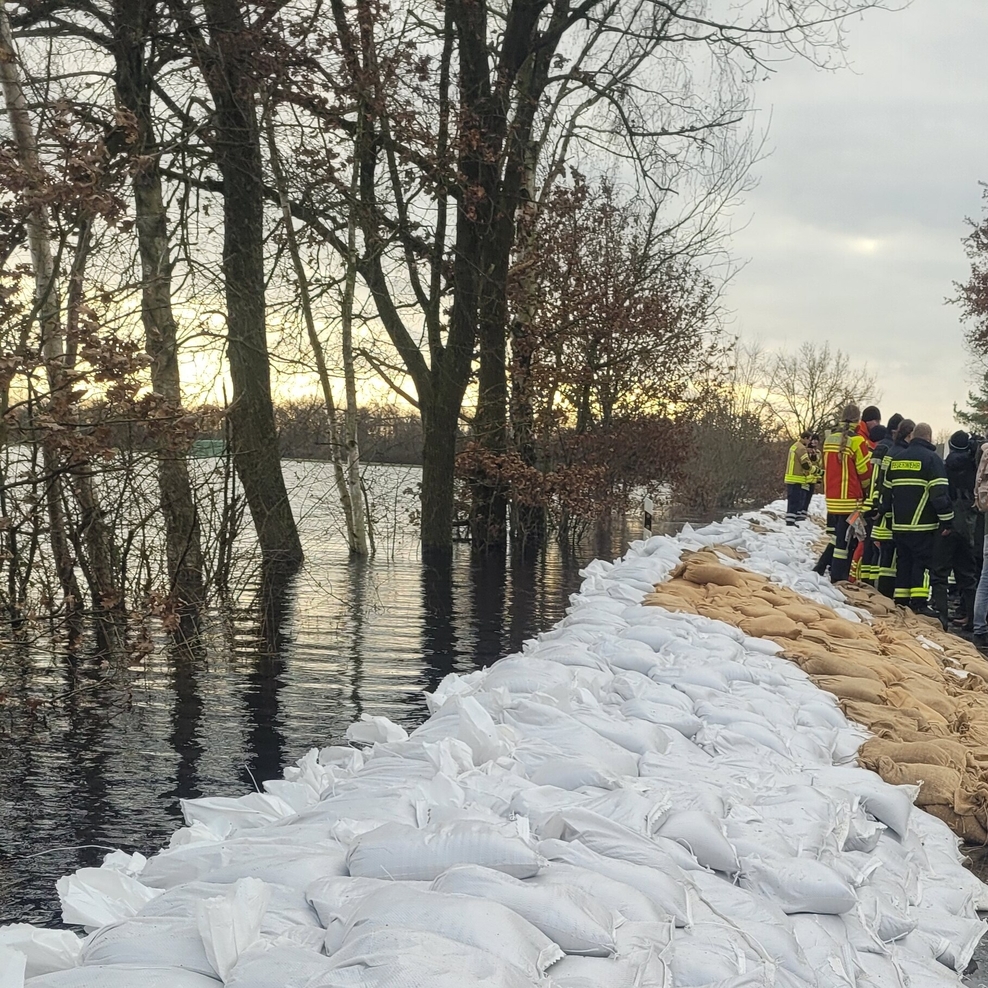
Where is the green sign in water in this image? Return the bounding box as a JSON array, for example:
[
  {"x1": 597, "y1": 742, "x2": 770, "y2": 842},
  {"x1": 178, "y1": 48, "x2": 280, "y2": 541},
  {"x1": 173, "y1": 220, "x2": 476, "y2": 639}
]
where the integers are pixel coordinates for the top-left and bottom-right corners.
[{"x1": 190, "y1": 438, "x2": 227, "y2": 458}]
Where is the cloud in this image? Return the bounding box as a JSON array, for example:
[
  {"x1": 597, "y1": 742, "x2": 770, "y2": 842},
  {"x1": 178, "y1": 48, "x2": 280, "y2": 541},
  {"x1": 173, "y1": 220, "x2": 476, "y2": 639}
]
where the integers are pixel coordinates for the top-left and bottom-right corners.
[{"x1": 726, "y1": 0, "x2": 988, "y2": 428}]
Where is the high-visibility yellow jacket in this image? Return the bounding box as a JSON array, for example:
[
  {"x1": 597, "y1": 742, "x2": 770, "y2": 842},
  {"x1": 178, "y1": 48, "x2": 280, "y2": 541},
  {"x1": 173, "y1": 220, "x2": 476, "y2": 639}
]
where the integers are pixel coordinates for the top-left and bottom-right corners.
[
  {"x1": 784, "y1": 440, "x2": 814, "y2": 485},
  {"x1": 823, "y1": 426, "x2": 871, "y2": 514}
]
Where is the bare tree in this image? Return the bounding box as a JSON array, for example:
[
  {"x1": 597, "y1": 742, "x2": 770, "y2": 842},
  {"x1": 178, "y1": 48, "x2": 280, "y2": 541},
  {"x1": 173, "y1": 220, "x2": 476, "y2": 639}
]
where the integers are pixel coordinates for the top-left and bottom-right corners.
[{"x1": 764, "y1": 341, "x2": 880, "y2": 439}]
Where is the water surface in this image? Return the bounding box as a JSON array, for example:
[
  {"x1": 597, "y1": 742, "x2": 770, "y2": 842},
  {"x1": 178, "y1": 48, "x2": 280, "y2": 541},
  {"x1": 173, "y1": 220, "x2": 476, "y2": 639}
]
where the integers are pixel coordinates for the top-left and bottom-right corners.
[{"x1": 0, "y1": 462, "x2": 663, "y2": 923}]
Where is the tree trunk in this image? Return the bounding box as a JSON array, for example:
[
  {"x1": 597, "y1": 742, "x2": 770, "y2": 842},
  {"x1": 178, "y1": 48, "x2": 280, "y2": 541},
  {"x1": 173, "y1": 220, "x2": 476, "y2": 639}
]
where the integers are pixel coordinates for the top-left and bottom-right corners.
[
  {"x1": 341, "y1": 107, "x2": 369, "y2": 555},
  {"x1": 420, "y1": 394, "x2": 460, "y2": 554},
  {"x1": 0, "y1": 2, "x2": 83, "y2": 633},
  {"x1": 199, "y1": 0, "x2": 302, "y2": 577},
  {"x1": 113, "y1": 0, "x2": 204, "y2": 640},
  {"x1": 264, "y1": 104, "x2": 356, "y2": 552}
]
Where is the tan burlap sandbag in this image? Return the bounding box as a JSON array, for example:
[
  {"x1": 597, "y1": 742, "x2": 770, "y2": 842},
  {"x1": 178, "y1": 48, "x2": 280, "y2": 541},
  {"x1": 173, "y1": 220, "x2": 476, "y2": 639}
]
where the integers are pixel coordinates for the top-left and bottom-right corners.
[
  {"x1": 895, "y1": 677, "x2": 956, "y2": 719},
  {"x1": 739, "y1": 614, "x2": 802, "y2": 640},
  {"x1": 883, "y1": 685, "x2": 951, "y2": 731},
  {"x1": 779, "y1": 603, "x2": 826, "y2": 625},
  {"x1": 645, "y1": 555, "x2": 988, "y2": 843},
  {"x1": 860, "y1": 738, "x2": 970, "y2": 774},
  {"x1": 813, "y1": 675, "x2": 887, "y2": 705},
  {"x1": 678, "y1": 561, "x2": 746, "y2": 588},
  {"x1": 876, "y1": 757, "x2": 962, "y2": 807},
  {"x1": 798, "y1": 653, "x2": 885, "y2": 682},
  {"x1": 841, "y1": 700, "x2": 926, "y2": 735},
  {"x1": 811, "y1": 618, "x2": 871, "y2": 641}
]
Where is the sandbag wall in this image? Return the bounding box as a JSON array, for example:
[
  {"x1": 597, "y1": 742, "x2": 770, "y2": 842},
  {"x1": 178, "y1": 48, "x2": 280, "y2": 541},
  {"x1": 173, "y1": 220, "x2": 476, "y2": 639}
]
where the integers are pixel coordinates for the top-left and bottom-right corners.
[
  {"x1": 646, "y1": 543, "x2": 988, "y2": 844},
  {"x1": 3, "y1": 501, "x2": 987, "y2": 988}
]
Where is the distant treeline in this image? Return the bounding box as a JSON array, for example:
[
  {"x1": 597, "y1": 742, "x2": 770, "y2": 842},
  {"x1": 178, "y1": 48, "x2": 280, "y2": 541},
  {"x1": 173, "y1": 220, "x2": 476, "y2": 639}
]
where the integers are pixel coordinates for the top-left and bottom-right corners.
[
  {"x1": 273, "y1": 399, "x2": 425, "y2": 465},
  {"x1": 0, "y1": 398, "x2": 426, "y2": 465}
]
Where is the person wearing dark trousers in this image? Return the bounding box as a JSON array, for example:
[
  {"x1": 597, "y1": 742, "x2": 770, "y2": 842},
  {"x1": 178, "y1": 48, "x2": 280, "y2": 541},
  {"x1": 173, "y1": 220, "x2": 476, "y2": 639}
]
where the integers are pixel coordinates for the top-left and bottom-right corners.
[
  {"x1": 878, "y1": 423, "x2": 953, "y2": 617},
  {"x1": 818, "y1": 404, "x2": 873, "y2": 583},
  {"x1": 862, "y1": 415, "x2": 901, "y2": 588},
  {"x1": 872, "y1": 417, "x2": 912, "y2": 598},
  {"x1": 784, "y1": 432, "x2": 816, "y2": 525},
  {"x1": 931, "y1": 430, "x2": 979, "y2": 630},
  {"x1": 858, "y1": 423, "x2": 889, "y2": 584}
]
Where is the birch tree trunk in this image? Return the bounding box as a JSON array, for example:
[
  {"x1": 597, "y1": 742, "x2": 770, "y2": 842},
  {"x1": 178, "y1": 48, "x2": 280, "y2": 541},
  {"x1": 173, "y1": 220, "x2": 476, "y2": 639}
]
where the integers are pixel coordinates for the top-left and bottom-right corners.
[
  {"x1": 340, "y1": 109, "x2": 369, "y2": 556},
  {"x1": 0, "y1": 1, "x2": 83, "y2": 636},
  {"x1": 263, "y1": 107, "x2": 357, "y2": 552}
]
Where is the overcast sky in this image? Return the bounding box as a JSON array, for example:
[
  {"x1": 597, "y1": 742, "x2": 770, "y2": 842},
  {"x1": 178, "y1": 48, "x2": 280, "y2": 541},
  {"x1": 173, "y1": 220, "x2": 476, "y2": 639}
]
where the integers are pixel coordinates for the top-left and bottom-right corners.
[{"x1": 727, "y1": 0, "x2": 988, "y2": 432}]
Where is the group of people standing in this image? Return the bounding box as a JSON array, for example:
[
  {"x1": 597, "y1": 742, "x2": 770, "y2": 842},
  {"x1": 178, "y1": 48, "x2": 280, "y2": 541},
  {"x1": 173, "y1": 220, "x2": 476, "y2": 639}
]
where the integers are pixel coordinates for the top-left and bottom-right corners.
[{"x1": 784, "y1": 404, "x2": 988, "y2": 648}]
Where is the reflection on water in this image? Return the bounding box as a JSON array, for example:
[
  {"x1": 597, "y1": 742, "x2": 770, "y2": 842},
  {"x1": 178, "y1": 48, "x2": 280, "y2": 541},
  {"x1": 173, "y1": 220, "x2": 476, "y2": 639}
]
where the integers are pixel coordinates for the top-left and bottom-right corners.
[{"x1": 0, "y1": 463, "x2": 679, "y2": 924}]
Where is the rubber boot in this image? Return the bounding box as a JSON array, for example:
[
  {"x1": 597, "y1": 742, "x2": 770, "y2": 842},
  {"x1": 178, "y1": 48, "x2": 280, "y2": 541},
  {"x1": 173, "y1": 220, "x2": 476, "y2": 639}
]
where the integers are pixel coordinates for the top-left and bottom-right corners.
[
  {"x1": 959, "y1": 590, "x2": 976, "y2": 633},
  {"x1": 930, "y1": 582, "x2": 950, "y2": 631},
  {"x1": 813, "y1": 544, "x2": 834, "y2": 576}
]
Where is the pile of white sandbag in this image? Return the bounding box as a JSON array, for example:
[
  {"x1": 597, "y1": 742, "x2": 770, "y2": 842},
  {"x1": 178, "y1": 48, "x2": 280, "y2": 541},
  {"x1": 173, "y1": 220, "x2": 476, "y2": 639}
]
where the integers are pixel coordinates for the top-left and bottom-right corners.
[{"x1": 4, "y1": 498, "x2": 985, "y2": 987}]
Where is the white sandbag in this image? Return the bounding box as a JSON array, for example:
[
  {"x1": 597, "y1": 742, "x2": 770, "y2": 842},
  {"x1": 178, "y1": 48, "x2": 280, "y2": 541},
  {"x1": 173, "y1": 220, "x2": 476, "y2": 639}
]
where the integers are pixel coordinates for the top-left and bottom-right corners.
[
  {"x1": 810, "y1": 766, "x2": 916, "y2": 837},
  {"x1": 56, "y1": 868, "x2": 163, "y2": 929},
  {"x1": 539, "y1": 808, "x2": 701, "y2": 873},
  {"x1": 655, "y1": 810, "x2": 738, "y2": 874},
  {"x1": 0, "y1": 946, "x2": 25, "y2": 988},
  {"x1": 528, "y1": 754, "x2": 621, "y2": 790},
  {"x1": 195, "y1": 879, "x2": 268, "y2": 980},
  {"x1": 671, "y1": 933, "x2": 745, "y2": 986},
  {"x1": 78, "y1": 917, "x2": 215, "y2": 978},
  {"x1": 480, "y1": 656, "x2": 576, "y2": 695},
  {"x1": 321, "y1": 927, "x2": 536, "y2": 988},
  {"x1": 339, "y1": 884, "x2": 563, "y2": 978},
  {"x1": 530, "y1": 862, "x2": 668, "y2": 923},
  {"x1": 502, "y1": 701, "x2": 640, "y2": 777},
  {"x1": 431, "y1": 864, "x2": 617, "y2": 956},
  {"x1": 548, "y1": 952, "x2": 667, "y2": 988},
  {"x1": 306, "y1": 876, "x2": 415, "y2": 947},
  {"x1": 180, "y1": 793, "x2": 296, "y2": 839},
  {"x1": 224, "y1": 939, "x2": 336, "y2": 988},
  {"x1": 911, "y1": 907, "x2": 987, "y2": 972},
  {"x1": 568, "y1": 704, "x2": 672, "y2": 756},
  {"x1": 789, "y1": 914, "x2": 856, "y2": 986},
  {"x1": 855, "y1": 886, "x2": 916, "y2": 943},
  {"x1": 539, "y1": 839, "x2": 692, "y2": 927},
  {"x1": 0, "y1": 927, "x2": 82, "y2": 978},
  {"x1": 137, "y1": 839, "x2": 348, "y2": 890},
  {"x1": 25, "y1": 968, "x2": 220, "y2": 987},
  {"x1": 425, "y1": 695, "x2": 509, "y2": 764},
  {"x1": 345, "y1": 713, "x2": 408, "y2": 744},
  {"x1": 579, "y1": 789, "x2": 670, "y2": 836},
  {"x1": 608, "y1": 672, "x2": 695, "y2": 710},
  {"x1": 619, "y1": 698, "x2": 702, "y2": 737},
  {"x1": 138, "y1": 880, "x2": 320, "y2": 932},
  {"x1": 345, "y1": 820, "x2": 544, "y2": 881},
  {"x1": 739, "y1": 855, "x2": 856, "y2": 915}
]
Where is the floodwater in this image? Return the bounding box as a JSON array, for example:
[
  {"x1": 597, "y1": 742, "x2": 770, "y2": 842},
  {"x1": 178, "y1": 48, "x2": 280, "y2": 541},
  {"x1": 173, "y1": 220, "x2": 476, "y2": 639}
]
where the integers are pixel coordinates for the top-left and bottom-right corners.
[{"x1": 0, "y1": 461, "x2": 674, "y2": 924}]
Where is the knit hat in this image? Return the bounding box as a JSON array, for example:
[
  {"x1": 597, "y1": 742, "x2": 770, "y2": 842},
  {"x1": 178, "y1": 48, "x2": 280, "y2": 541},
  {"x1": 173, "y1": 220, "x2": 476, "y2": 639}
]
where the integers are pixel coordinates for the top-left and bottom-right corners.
[
  {"x1": 869, "y1": 424, "x2": 888, "y2": 442},
  {"x1": 949, "y1": 430, "x2": 970, "y2": 451},
  {"x1": 841, "y1": 403, "x2": 860, "y2": 422},
  {"x1": 886, "y1": 413, "x2": 904, "y2": 434},
  {"x1": 861, "y1": 405, "x2": 881, "y2": 423}
]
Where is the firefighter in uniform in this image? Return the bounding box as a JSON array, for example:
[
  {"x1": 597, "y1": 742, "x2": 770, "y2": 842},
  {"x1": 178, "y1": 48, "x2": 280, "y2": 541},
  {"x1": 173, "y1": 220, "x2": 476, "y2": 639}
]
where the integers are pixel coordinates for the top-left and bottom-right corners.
[
  {"x1": 931, "y1": 430, "x2": 979, "y2": 631},
  {"x1": 864, "y1": 414, "x2": 906, "y2": 596},
  {"x1": 878, "y1": 422, "x2": 953, "y2": 615},
  {"x1": 820, "y1": 404, "x2": 873, "y2": 583},
  {"x1": 871, "y1": 416, "x2": 916, "y2": 600},
  {"x1": 784, "y1": 432, "x2": 816, "y2": 526},
  {"x1": 857, "y1": 423, "x2": 888, "y2": 583}
]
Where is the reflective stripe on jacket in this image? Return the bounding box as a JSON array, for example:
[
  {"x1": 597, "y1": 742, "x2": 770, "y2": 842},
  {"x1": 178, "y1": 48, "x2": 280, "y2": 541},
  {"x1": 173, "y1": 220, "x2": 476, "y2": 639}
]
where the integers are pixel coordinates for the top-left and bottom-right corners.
[
  {"x1": 823, "y1": 427, "x2": 871, "y2": 514},
  {"x1": 879, "y1": 437, "x2": 953, "y2": 532},
  {"x1": 784, "y1": 441, "x2": 814, "y2": 485}
]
